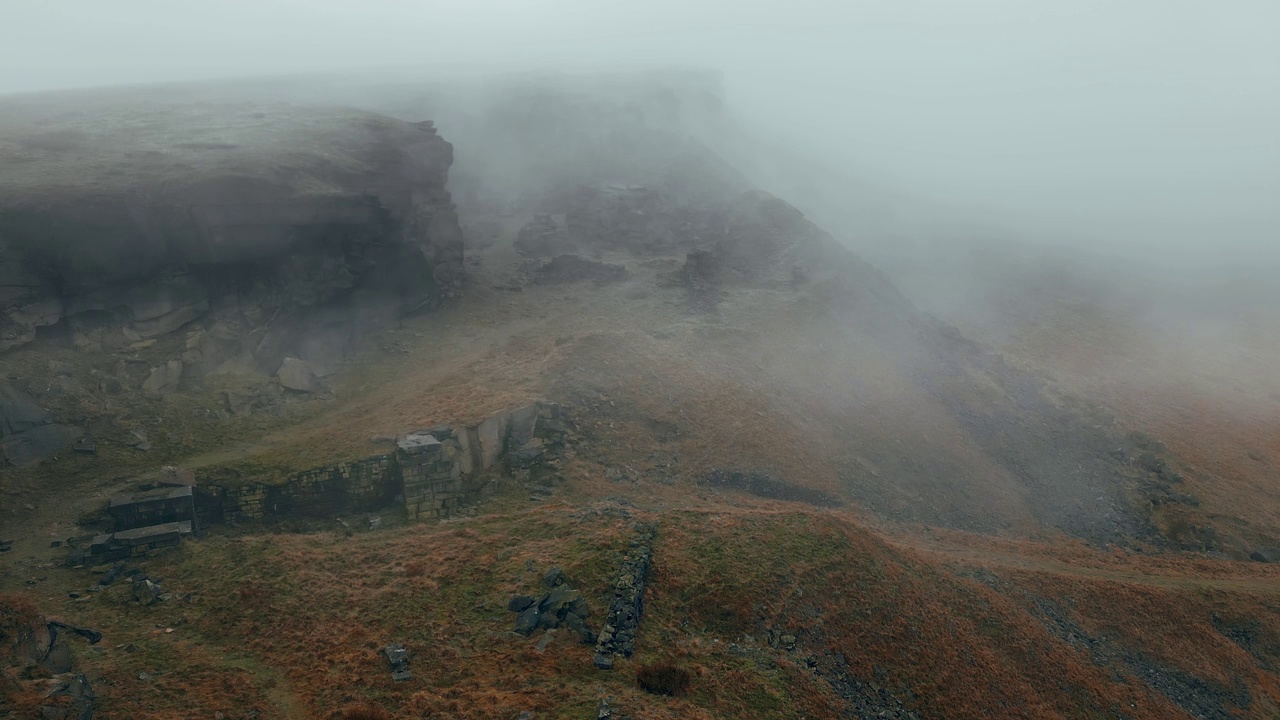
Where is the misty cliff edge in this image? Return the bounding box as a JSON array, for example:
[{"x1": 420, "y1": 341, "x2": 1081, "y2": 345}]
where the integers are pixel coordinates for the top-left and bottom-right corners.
[{"x1": 0, "y1": 95, "x2": 464, "y2": 365}]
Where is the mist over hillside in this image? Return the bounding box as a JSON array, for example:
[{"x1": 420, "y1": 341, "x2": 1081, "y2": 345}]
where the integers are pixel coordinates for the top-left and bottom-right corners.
[{"x1": 3, "y1": 3, "x2": 1280, "y2": 719}]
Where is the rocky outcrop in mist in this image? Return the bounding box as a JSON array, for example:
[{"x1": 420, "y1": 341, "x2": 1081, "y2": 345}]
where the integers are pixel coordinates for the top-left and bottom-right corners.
[{"x1": 0, "y1": 96, "x2": 463, "y2": 372}]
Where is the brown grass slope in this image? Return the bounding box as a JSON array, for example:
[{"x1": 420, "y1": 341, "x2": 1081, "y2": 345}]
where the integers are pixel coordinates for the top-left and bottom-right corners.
[{"x1": 5, "y1": 147, "x2": 1280, "y2": 717}]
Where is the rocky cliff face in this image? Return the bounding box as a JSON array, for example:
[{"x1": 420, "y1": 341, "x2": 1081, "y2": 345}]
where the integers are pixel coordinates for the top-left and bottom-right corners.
[{"x1": 0, "y1": 95, "x2": 464, "y2": 369}]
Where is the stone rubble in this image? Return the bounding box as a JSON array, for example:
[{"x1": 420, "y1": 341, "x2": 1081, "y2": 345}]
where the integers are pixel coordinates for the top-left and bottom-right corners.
[{"x1": 509, "y1": 567, "x2": 595, "y2": 644}]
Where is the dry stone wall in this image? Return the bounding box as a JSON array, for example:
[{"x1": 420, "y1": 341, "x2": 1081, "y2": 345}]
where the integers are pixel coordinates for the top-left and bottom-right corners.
[{"x1": 201, "y1": 454, "x2": 396, "y2": 523}]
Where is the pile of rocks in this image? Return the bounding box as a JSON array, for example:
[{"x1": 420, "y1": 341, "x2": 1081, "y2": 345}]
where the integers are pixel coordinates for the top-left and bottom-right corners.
[
  {"x1": 1, "y1": 608, "x2": 100, "y2": 719},
  {"x1": 593, "y1": 523, "x2": 656, "y2": 669},
  {"x1": 509, "y1": 567, "x2": 595, "y2": 644},
  {"x1": 39, "y1": 673, "x2": 95, "y2": 720}
]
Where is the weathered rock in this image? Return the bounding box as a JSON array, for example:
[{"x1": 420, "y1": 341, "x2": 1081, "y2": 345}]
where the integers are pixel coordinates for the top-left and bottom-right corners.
[
  {"x1": 72, "y1": 436, "x2": 95, "y2": 455},
  {"x1": 531, "y1": 255, "x2": 627, "y2": 285},
  {"x1": 0, "y1": 95, "x2": 464, "y2": 366},
  {"x1": 540, "y1": 585, "x2": 579, "y2": 614},
  {"x1": 1249, "y1": 548, "x2": 1279, "y2": 563},
  {"x1": 542, "y1": 566, "x2": 565, "y2": 588},
  {"x1": 141, "y1": 360, "x2": 183, "y2": 393},
  {"x1": 507, "y1": 595, "x2": 536, "y2": 612},
  {"x1": 276, "y1": 357, "x2": 326, "y2": 393},
  {"x1": 43, "y1": 674, "x2": 94, "y2": 720},
  {"x1": 514, "y1": 215, "x2": 574, "y2": 257},
  {"x1": 0, "y1": 383, "x2": 53, "y2": 435},
  {"x1": 514, "y1": 606, "x2": 542, "y2": 636},
  {"x1": 563, "y1": 613, "x2": 596, "y2": 644},
  {"x1": 1, "y1": 423, "x2": 84, "y2": 467},
  {"x1": 383, "y1": 643, "x2": 412, "y2": 681},
  {"x1": 133, "y1": 579, "x2": 161, "y2": 605}
]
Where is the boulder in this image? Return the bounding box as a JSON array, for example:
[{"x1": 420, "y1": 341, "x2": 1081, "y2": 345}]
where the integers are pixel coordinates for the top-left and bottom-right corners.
[
  {"x1": 514, "y1": 606, "x2": 542, "y2": 636},
  {"x1": 1249, "y1": 547, "x2": 1280, "y2": 564},
  {"x1": 276, "y1": 357, "x2": 326, "y2": 393},
  {"x1": 133, "y1": 579, "x2": 161, "y2": 605},
  {"x1": 141, "y1": 360, "x2": 184, "y2": 393},
  {"x1": 542, "y1": 566, "x2": 564, "y2": 588},
  {"x1": 1, "y1": 423, "x2": 84, "y2": 467},
  {"x1": 532, "y1": 255, "x2": 627, "y2": 285},
  {"x1": 0, "y1": 383, "x2": 53, "y2": 435},
  {"x1": 383, "y1": 643, "x2": 412, "y2": 681},
  {"x1": 507, "y1": 595, "x2": 536, "y2": 612}
]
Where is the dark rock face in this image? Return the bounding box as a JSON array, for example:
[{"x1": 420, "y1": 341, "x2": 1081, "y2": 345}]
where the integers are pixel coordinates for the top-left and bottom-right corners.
[
  {"x1": 0, "y1": 96, "x2": 464, "y2": 373},
  {"x1": 530, "y1": 255, "x2": 627, "y2": 285},
  {"x1": 0, "y1": 383, "x2": 82, "y2": 466}
]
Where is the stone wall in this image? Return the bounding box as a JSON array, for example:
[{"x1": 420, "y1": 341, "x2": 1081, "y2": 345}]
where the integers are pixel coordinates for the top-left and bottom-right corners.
[
  {"x1": 199, "y1": 454, "x2": 396, "y2": 524},
  {"x1": 398, "y1": 432, "x2": 464, "y2": 521}
]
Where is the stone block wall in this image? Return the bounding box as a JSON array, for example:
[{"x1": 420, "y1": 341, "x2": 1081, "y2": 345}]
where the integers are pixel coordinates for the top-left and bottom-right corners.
[
  {"x1": 205, "y1": 454, "x2": 395, "y2": 522},
  {"x1": 398, "y1": 432, "x2": 465, "y2": 521}
]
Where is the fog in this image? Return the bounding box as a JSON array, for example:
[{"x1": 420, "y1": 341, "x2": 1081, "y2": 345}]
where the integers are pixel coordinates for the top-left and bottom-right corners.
[{"x1": 3, "y1": 0, "x2": 1278, "y2": 264}]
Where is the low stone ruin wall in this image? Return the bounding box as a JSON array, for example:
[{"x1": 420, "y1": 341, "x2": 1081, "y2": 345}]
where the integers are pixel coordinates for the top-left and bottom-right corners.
[
  {"x1": 192, "y1": 401, "x2": 562, "y2": 526},
  {"x1": 198, "y1": 454, "x2": 397, "y2": 524}
]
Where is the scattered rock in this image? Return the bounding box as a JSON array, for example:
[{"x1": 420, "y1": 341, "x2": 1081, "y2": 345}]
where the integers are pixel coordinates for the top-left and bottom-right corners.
[
  {"x1": 542, "y1": 566, "x2": 564, "y2": 588},
  {"x1": 41, "y1": 673, "x2": 94, "y2": 720},
  {"x1": 99, "y1": 563, "x2": 126, "y2": 587},
  {"x1": 384, "y1": 643, "x2": 412, "y2": 681},
  {"x1": 130, "y1": 428, "x2": 151, "y2": 452},
  {"x1": 0, "y1": 383, "x2": 83, "y2": 466},
  {"x1": 1249, "y1": 548, "x2": 1279, "y2": 564},
  {"x1": 276, "y1": 357, "x2": 326, "y2": 393},
  {"x1": 514, "y1": 215, "x2": 574, "y2": 257},
  {"x1": 140, "y1": 360, "x2": 183, "y2": 393},
  {"x1": 507, "y1": 595, "x2": 535, "y2": 612},
  {"x1": 133, "y1": 578, "x2": 162, "y2": 605},
  {"x1": 535, "y1": 629, "x2": 557, "y2": 653}
]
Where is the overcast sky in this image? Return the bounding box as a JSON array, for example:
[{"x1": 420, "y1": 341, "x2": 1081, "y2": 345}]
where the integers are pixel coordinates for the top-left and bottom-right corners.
[{"x1": 2, "y1": 0, "x2": 1277, "y2": 259}]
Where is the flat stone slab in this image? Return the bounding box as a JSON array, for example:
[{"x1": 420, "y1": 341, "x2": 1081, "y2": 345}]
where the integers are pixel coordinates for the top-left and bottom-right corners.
[
  {"x1": 109, "y1": 520, "x2": 193, "y2": 544},
  {"x1": 110, "y1": 485, "x2": 193, "y2": 508},
  {"x1": 397, "y1": 433, "x2": 441, "y2": 454}
]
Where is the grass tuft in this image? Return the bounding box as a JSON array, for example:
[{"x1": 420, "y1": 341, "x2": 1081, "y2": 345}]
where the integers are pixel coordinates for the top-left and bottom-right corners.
[{"x1": 636, "y1": 662, "x2": 693, "y2": 697}]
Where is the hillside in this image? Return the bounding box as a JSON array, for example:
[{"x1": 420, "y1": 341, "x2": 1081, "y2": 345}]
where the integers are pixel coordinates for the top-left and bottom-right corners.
[{"x1": 3, "y1": 80, "x2": 1280, "y2": 719}]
